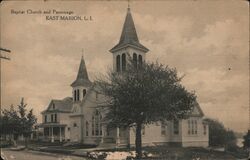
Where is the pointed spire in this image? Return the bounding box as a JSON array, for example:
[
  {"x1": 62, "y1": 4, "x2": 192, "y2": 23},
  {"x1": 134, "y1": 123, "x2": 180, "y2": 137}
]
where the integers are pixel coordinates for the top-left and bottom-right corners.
[
  {"x1": 119, "y1": 6, "x2": 139, "y2": 44},
  {"x1": 71, "y1": 55, "x2": 91, "y2": 87},
  {"x1": 110, "y1": 6, "x2": 149, "y2": 53}
]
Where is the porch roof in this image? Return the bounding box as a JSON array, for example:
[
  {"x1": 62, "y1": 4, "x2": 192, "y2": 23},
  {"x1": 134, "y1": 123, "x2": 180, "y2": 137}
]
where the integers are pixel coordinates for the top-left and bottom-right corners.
[{"x1": 38, "y1": 123, "x2": 67, "y2": 128}]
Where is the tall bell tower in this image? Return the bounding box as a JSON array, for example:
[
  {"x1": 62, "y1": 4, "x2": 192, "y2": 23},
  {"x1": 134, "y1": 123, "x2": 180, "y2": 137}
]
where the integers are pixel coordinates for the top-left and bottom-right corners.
[{"x1": 110, "y1": 6, "x2": 149, "y2": 72}]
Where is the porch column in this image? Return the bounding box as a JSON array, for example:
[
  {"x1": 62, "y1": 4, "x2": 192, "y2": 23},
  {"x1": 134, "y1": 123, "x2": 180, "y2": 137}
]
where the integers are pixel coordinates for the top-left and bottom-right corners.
[
  {"x1": 116, "y1": 127, "x2": 120, "y2": 145},
  {"x1": 59, "y1": 127, "x2": 62, "y2": 142},
  {"x1": 51, "y1": 127, "x2": 54, "y2": 143}
]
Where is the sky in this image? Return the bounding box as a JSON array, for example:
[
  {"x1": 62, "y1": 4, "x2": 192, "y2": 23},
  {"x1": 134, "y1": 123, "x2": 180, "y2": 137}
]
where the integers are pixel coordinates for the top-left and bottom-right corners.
[{"x1": 0, "y1": 0, "x2": 249, "y2": 132}]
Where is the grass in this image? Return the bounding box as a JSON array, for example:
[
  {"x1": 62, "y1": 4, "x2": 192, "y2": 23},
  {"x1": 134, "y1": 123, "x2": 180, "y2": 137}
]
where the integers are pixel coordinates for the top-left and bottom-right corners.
[{"x1": 97, "y1": 145, "x2": 248, "y2": 160}]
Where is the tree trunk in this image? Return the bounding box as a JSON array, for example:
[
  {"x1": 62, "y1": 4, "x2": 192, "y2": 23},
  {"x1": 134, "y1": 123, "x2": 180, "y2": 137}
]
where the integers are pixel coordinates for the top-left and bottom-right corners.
[{"x1": 135, "y1": 123, "x2": 142, "y2": 159}]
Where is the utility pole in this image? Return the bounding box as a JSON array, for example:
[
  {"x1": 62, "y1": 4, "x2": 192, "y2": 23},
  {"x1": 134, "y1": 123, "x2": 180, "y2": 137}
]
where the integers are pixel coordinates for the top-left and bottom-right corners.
[{"x1": 0, "y1": 47, "x2": 11, "y2": 110}]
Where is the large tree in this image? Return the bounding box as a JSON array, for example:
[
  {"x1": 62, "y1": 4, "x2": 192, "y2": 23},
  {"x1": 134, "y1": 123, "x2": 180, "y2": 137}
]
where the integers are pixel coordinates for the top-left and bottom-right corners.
[
  {"x1": 0, "y1": 98, "x2": 37, "y2": 147},
  {"x1": 96, "y1": 59, "x2": 196, "y2": 158},
  {"x1": 17, "y1": 98, "x2": 37, "y2": 147},
  {"x1": 0, "y1": 104, "x2": 20, "y2": 142}
]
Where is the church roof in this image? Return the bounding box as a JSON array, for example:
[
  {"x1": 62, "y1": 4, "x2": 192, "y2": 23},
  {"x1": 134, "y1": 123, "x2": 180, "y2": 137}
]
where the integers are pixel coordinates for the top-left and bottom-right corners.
[
  {"x1": 71, "y1": 56, "x2": 92, "y2": 87},
  {"x1": 42, "y1": 97, "x2": 73, "y2": 113},
  {"x1": 110, "y1": 7, "x2": 149, "y2": 53}
]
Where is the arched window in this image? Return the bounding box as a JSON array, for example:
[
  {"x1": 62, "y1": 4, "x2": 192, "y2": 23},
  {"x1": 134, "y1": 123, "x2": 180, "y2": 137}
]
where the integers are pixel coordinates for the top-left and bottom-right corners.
[
  {"x1": 76, "y1": 89, "x2": 80, "y2": 101},
  {"x1": 133, "y1": 53, "x2": 137, "y2": 68},
  {"x1": 92, "y1": 110, "x2": 102, "y2": 136},
  {"x1": 138, "y1": 55, "x2": 143, "y2": 66},
  {"x1": 86, "y1": 121, "x2": 89, "y2": 136},
  {"x1": 83, "y1": 89, "x2": 86, "y2": 98},
  {"x1": 74, "y1": 90, "x2": 77, "y2": 101},
  {"x1": 116, "y1": 55, "x2": 121, "y2": 72},
  {"x1": 122, "y1": 53, "x2": 126, "y2": 71}
]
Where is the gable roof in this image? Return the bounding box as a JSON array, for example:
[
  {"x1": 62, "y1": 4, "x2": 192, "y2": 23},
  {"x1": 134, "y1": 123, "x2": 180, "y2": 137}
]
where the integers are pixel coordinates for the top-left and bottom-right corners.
[
  {"x1": 110, "y1": 7, "x2": 149, "y2": 53},
  {"x1": 42, "y1": 97, "x2": 73, "y2": 114},
  {"x1": 188, "y1": 101, "x2": 204, "y2": 117},
  {"x1": 71, "y1": 56, "x2": 92, "y2": 87}
]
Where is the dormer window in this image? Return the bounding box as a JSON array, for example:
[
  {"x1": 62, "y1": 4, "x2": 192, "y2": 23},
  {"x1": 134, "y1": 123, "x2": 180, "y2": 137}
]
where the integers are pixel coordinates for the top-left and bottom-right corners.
[{"x1": 52, "y1": 103, "x2": 55, "y2": 109}]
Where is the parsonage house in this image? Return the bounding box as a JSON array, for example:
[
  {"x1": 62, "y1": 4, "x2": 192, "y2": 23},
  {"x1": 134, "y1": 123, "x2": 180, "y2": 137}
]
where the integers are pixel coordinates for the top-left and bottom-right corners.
[{"x1": 39, "y1": 6, "x2": 209, "y2": 147}]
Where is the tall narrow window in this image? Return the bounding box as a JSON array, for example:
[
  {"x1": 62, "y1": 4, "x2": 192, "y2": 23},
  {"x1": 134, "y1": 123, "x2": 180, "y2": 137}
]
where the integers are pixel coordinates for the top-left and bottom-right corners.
[
  {"x1": 83, "y1": 89, "x2": 86, "y2": 98},
  {"x1": 122, "y1": 53, "x2": 126, "y2": 71},
  {"x1": 54, "y1": 114, "x2": 57, "y2": 122},
  {"x1": 191, "y1": 120, "x2": 194, "y2": 134},
  {"x1": 138, "y1": 55, "x2": 142, "y2": 66},
  {"x1": 45, "y1": 115, "x2": 47, "y2": 123},
  {"x1": 194, "y1": 120, "x2": 198, "y2": 134},
  {"x1": 133, "y1": 53, "x2": 137, "y2": 68},
  {"x1": 92, "y1": 110, "x2": 102, "y2": 136},
  {"x1": 161, "y1": 121, "x2": 166, "y2": 135},
  {"x1": 77, "y1": 89, "x2": 80, "y2": 101},
  {"x1": 86, "y1": 121, "x2": 89, "y2": 136},
  {"x1": 188, "y1": 120, "x2": 191, "y2": 134},
  {"x1": 173, "y1": 120, "x2": 179, "y2": 134},
  {"x1": 116, "y1": 55, "x2": 121, "y2": 72},
  {"x1": 74, "y1": 90, "x2": 77, "y2": 101}
]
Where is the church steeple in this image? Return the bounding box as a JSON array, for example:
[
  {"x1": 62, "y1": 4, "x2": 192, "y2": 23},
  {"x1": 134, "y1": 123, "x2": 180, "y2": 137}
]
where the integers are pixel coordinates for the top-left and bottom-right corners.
[
  {"x1": 110, "y1": 7, "x2": 149, "y2": 53},
  {"x1": 110, "y1": 6, "x2": 149, "y2": 72},
  {"x1": 71, "y1": 56, "x2": 91, "y2": 87}
]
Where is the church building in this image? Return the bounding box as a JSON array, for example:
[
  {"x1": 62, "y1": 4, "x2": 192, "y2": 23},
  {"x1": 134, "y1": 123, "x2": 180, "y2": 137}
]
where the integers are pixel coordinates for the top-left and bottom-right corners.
[{"x1": 40, "y1": 6, "x2": 209, "y2": 147}]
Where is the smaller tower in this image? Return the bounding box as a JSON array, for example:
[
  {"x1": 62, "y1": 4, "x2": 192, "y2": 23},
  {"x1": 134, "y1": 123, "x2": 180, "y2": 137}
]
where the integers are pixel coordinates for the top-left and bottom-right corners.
[
  {"x1": 110, "y1": 6, "x2": 149, "y2": 72},
  {"x1": 71, "y1": 56, "x2": 91, "y2": 103}
]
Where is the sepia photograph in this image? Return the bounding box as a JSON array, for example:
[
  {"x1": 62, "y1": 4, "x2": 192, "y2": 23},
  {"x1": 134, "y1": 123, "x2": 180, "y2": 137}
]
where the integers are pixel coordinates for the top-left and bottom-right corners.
[{"x1": 0, "y1": 0, "x2": 249, "y2": 159}]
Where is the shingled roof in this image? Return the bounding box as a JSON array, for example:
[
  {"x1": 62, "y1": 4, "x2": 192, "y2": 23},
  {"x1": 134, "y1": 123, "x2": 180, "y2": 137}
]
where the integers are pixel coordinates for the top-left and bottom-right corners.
[
  {"x1": 110, "y1": 7, "x2": 149, "y2": 53},
  {"x1": 71, "y1": 56, "x2": 92, "y2": 87},
  {"x1": 42, "y1": 97, "x2": 73, "y2": 113}
]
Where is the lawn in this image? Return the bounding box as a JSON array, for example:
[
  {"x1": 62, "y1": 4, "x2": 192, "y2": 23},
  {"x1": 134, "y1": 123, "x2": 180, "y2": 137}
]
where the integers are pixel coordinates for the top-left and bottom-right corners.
[{"x1": 97, "y1": 145, "x2": 248, "y2": 160}]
